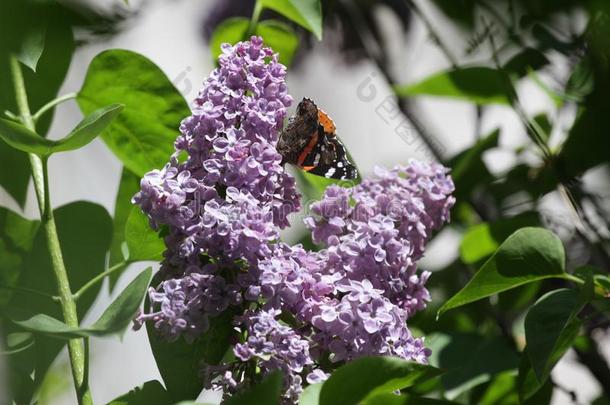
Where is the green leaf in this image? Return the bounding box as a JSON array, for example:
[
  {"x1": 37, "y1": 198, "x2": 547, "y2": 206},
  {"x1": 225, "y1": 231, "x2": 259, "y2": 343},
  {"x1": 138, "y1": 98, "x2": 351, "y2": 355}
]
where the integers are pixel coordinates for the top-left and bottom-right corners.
[
  {"x1": 50, "y1": 104, "x2": 124, "y2": 153},
  {"x1": 109, "y1": 168, "x2": 141, "y2": 290},
  {"x1": 427, "y1": 333, "x2": 519, "y2": 399},
  {"x1": 256, "y1": 20, "x2": 299, "y2": 66},
  {"x1": 459, "y1": 212, "x2": 540, "y2": 264},
  {"x1": 363, "y1": 393, "x2": 460, "y2": 405},
  {"x1": 209, "y1": 18, "x2": 299, "y2": 67},
  {"x1": 438, "y1": 227, "x2": 566, "y2": 317},
  {"x1": 77, "y1": 49, "x2": 190, "y2": 176},
  {"x1": 107, "y1": 380, "x2": 172, "y2": 405},
  {"x1": 125, "y1": 207, "x2": 164, "y2": 262},
  {"x1": 0, "y1": 143, "x2": 30, "y2": 208},
  {"x1": 0, "y1": 207, "x2": 39, "y2": 307},
  {"x1": 225, "y1": 370, "x2": 283, "y2": 405},
  {"x1": 8, "y1": 268, "x2": 152, "y2": 338},
  {"x1": 524, "y1": 289, "x2": 583, "y2": 381},
  {"x1": 565, "y1": 56, "x2": 594, "y2": 101},
  {"x1": 319, "y1": 356, "x2": 443, "y2": 405},
  {"x1": 145, "y1": 272, "x2": 236, "y2": 401},
  {"x1": 260, "y1": 0, "x2": 323, "y2": 39},
  {"x1": 395, "y1": 67, "x2": 513, "y2": 105},
  {"x1": 209, "y1": 18, "x2": 248, "y2": 62},
  {"x1": 0, "y1": 104, "x2": 122, "y2": 156},
  {"x1": 295, "y1": 170, "x2": 359, "y2": 202},
  {"x1": 15, "y1": 23, "x2": 46, "y2": 72},
  {"x1": 0, "y1": 119, "x2": 51, "y2": 155},
  {"x1": 299, "y1": 382, "x2": 322, "y2": 405}
]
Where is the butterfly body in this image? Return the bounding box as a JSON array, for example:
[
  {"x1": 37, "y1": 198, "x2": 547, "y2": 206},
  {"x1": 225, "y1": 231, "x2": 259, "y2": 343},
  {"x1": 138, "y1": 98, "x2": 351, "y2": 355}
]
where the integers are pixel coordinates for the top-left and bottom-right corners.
[{"x1": 278, "y1": 98, "x2": 358, "y2": 180}]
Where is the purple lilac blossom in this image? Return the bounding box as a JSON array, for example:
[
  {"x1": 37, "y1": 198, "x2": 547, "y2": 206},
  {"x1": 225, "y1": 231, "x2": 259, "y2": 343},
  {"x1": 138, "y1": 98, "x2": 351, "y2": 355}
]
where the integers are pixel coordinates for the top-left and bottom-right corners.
[{"x1": 132, "y1": 36, "x2": 455, "y2": 402}]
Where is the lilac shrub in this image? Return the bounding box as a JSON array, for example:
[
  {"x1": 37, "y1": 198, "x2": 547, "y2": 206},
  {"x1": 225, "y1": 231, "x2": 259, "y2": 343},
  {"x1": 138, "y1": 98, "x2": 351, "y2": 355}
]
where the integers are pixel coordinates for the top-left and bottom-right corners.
[{"x1": 133, "y1": 36, "x2": 455, "y2": 402}]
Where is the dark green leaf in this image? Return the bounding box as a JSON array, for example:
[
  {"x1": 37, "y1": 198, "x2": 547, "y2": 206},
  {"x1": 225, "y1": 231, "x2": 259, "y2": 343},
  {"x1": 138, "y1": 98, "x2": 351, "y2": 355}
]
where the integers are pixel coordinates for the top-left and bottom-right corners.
[
  {"x1": 107, "y1": 380, "x2": 172, "y2": 405},
  {"x1": 0, "y1": 3, "x2": 75, "y2": 137},
  {"x1": 7, "y1": 201, "x2": 112, "y2": 389},
  {"x1": 459, "y1": 212, "x2": 540, "y2": 264},
  {"x1": 225, "y1": 370, "x2": 283, "y2": 405},
  {"x1": 146, "y1": 272, "x2": 236, "y2": 401},
  {"x1": 524, "y1": 289, "x2": 583, "y2": 381},
  {"x1": 77, "y1": 49, "x2": 189, "y2": 176},
  {"x1": 125, "y1": 207, "x2": 164, "y2": 262},
  {"x1": 260, "y1": 0, "x2": 322, "y2": 39},
  {"x1": 14, "y1": 22, "x2": 46, "y2": 72},
  {"x1": 1, "y1": 332, "x2": 34, "y2": 355},
  {"x1": 395, "y1": 67, "x2": 513, "y2": 105},
  {"x1": 299, "y1": 382, "x2": 322, "y2": 405},
  {"x1": 109, "y1": 168, "x2": 141, "y2": 290},
  {"x1": 209, "y1": 18, "x2": 299, "y2": 67},
  {"x1": 0, "y1": 143, "x2": 30, "y2": 208},
  {"x1": 0, "y1": 207, "x2": 39, "y2": 307},
  {"x1": 319, "y1": 356, "x2": 443, "y2": 405},
  {"x1": 503, "y1": 48, "x2": 549, "y2": 77},
  {"x1": 448, "y1": 129, "x2": 499, "y2": 200},
  {"x1": 427, "y1": 333, "x2": 518, "y2": 399},
  {"x1": 438, "y1": 227, "x2": 566, "y2": 317},
  {"x1": 431, "y1": 0, "x2": 475, "y2": 28}
]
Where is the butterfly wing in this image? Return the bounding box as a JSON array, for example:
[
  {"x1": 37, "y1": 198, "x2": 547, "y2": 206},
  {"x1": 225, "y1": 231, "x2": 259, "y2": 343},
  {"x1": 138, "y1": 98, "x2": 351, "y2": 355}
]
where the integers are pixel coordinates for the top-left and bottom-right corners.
[{"x1": 304, "y1": 134, "x2": 358, "y2": 180}]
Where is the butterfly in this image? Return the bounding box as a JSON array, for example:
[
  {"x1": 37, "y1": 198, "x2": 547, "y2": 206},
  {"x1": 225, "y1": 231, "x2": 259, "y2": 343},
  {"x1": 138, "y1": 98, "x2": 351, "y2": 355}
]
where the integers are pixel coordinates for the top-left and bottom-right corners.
[{"x1": 277, "y1": 98, "x2": 358, "y2": 180}]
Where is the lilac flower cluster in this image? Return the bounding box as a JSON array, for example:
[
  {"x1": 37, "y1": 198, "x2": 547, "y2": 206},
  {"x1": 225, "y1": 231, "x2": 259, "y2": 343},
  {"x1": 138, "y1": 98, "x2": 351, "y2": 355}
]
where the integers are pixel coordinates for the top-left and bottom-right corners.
[
  {"x1": 133, "y1": 37, "x2": 299, "y2": 341},
  {"x1": 251, "y1": 163, "x2": 454, "y2": 365},
  {"x1": 133, "y1": 37, "x2": 455, "y2": 402}
]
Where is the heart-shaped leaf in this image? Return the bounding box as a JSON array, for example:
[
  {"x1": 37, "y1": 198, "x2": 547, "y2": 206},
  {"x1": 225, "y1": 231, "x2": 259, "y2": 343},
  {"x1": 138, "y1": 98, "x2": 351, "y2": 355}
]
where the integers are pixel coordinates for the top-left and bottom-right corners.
[{"x1": 77, "y1": 49, "x2": 190, "y2": 177}]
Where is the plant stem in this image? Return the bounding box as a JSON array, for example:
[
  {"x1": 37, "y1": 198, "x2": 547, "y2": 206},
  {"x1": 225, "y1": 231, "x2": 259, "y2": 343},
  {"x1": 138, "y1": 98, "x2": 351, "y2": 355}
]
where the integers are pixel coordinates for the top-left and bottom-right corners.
[
  {"x1": 73, "y1": 261, "x2": 130, "y2": 301},
  {"x1": 9, "y1": 56, "x2": 93, "y2": 405},
  {"x1": 32, "y1": 92, "x2": 77, "y2": 123},
  {"x1": 248, "y1": 0, "x2": 263, "y2": 36}
]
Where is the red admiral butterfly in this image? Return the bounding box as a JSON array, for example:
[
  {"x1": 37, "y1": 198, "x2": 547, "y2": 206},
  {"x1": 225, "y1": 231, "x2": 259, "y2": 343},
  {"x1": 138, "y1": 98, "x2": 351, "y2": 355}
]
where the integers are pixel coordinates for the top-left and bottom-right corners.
[{"x1": 278, "y1": 98, "x2": 358, "y2": 180}]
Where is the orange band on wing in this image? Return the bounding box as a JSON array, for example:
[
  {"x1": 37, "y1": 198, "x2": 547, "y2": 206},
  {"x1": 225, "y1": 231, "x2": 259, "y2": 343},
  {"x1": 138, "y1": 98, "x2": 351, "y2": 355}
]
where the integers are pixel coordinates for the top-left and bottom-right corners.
[
  {"x1": 302, "y1": 166, "x2": 315, "y2": 171},
  {"x1": 297, "y1": 131, "x2": 319, "y2": 167},
  {"x1": 318, "y1": 109, "x2": 336, "y2": 135}
]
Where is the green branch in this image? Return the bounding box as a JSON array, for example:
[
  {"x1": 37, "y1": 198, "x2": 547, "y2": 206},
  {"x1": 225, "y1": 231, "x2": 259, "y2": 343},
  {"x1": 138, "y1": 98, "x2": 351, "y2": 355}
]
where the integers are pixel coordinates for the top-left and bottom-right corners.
[
  {"x1": 32, "y1": 92, "x2": 77, "y2": 123},
  {"x1": 9, "y1": 56, "x2": 93, "y2": 405}
]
